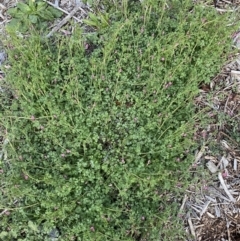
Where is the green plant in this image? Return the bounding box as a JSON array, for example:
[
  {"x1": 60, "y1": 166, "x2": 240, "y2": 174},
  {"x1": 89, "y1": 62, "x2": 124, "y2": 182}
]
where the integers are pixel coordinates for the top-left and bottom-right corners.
[
  {"x1": 6, "y1": 0, "x2": 62, "y2": 33},
  {"x1": 0, "y1": 0, "x2": 237, "y2": 240},
  {"x1": 83, "y1": 12, "x2": 110, "y2": 30}
]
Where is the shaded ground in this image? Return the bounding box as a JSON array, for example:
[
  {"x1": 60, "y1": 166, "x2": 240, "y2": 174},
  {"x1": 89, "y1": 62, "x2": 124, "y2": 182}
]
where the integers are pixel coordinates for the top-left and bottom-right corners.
[
  {"x1": 180, "y1": 2, "x2": 240, "y2": 240},
  {"x1": 182, "y1": 53, "x2": 240, "y2": 241}
]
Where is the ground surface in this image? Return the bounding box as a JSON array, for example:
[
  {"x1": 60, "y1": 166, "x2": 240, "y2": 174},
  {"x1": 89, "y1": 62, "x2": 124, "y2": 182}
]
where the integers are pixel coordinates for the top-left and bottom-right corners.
[{"x1": 183, "y1": 53, "x2": 240, "y2": 241}]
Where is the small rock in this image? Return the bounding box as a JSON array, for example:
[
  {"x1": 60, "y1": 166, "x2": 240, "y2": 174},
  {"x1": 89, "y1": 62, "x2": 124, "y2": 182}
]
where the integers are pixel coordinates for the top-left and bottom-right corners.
[
  {"x1": 0, "y1": 51, "x2": 6, "y2": 65},
  {"x1": 206, "y1": 161, "x2": 218, "y2": 173},
  {"x1": 221, "y1": 156, "x2": 229, "y2": 168}
]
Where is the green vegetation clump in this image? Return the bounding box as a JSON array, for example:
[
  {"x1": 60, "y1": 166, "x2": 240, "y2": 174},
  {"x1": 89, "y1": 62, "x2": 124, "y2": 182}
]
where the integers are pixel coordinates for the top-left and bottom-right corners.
[
  {"x1": 6, "y1": 0, "x2": 62, "y2": 33},
  {"x1": 0, "y1": 1, "x2": 237, "y2": 240}
]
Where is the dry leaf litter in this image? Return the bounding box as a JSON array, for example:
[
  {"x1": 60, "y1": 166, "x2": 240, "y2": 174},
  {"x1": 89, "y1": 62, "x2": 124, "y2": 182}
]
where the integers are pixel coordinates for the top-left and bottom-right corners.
[{"x1": 182, "y1": 1, "x2": 240, "y2": 240}]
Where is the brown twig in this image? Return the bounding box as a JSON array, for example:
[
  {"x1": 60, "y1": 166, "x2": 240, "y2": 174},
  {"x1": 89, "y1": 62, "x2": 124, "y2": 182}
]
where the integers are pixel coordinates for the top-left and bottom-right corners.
[
  {"x1": 46, "y1": 4, "x2": 80, "y2": 38},
  {"x1": 43, "y1": 0, "x2": 82, "y2": 23},
  {"x1": 218, "y1": 172, "x2": 235, "y2": 203}
]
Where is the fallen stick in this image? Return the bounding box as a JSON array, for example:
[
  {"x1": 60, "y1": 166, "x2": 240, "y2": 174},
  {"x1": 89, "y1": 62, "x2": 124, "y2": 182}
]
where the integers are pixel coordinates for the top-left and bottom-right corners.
[
  {"x1": 43, "y1": 0, "x2": 82, "y2": 23},
  {"x1": 188, "y1": 216, "x2": 196, "y2": 238},
  {"x1": 46, "y1": 4, "x2": 80, "y2": 38},
  {"x1": 218, "y1": 172, "x2": 235, "y2": 203},
  {"x1": 200, "y1": 201, "x2": 211, "y2": 217},
  {"x1": 179, "y1": 194, "x2": 187, "y2": 212}
]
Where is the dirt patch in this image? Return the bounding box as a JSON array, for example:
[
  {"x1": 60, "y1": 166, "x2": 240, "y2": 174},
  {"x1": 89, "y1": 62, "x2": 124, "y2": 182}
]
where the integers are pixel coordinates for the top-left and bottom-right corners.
[{"x1": 182, "y1": 8, "x2": 240, "y2": 240}]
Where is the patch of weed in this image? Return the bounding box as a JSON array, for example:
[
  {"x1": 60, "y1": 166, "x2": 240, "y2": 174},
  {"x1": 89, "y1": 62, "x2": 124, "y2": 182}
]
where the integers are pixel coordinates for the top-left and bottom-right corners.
[
  {"x1": 0, "y1": 0, "x2": 237, "y2": 240},
  {"x1": 6, "y1": 0, "x2": 62, "y2": 33}
]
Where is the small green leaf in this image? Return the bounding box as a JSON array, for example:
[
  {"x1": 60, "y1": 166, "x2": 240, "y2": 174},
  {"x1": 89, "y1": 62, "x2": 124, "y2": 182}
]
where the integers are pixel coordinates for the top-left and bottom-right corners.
[
  {"x1": 6, "y1": 18, "x2": 21, "y2": 32},
  {"x1": 37, "y1": 10, "x2": 54, "y2": 20},
  {"x1": 7, "y1": 7, "x2": 18, "y2": 16},
  {"x1": 19, "y1": 22, "x2": 29, "y2": 33},
  {"x1": 29, "y1": 14, "x2": 38, "y2": 23},
  {"x1": 27, "y1": 0, "x2": 36, "y2": 10},
  {"x1": 17, "y1": 2, "x2": 31, "y2": 14},
  {"x1": 28, "y1": 221, "x2": 39, "y2": 232},
  {"x1": 47, "y1": 6, "x2": 62, "y2": 18},
  {"x1": 99, "y1": 13, "x2": 109, "y2": 26},
  {"x1": 89, "y1": 12, "x2": 99, "y2": 22},
  {"x1": 36, "y1": 1, "x2": 47, "y2": 12},
  {"x1": 14, "y1": 11, "x2": 26, "y2": 19},
  {"x1": 0, "y1": 231, "x2": 8, "y2": 238},
  {"x1": 83, "y1": 19, "x2": 98, "y2": 28}
]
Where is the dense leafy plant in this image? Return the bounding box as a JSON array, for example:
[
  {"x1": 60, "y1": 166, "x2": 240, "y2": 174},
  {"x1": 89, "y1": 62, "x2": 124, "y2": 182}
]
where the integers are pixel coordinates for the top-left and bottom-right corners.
[
  {"x1": 0, "y1": 0, "x2": 237, "y2": 240},
  {"x1": 6, "y1": 0, "x2": 62, "y2": 33}
]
